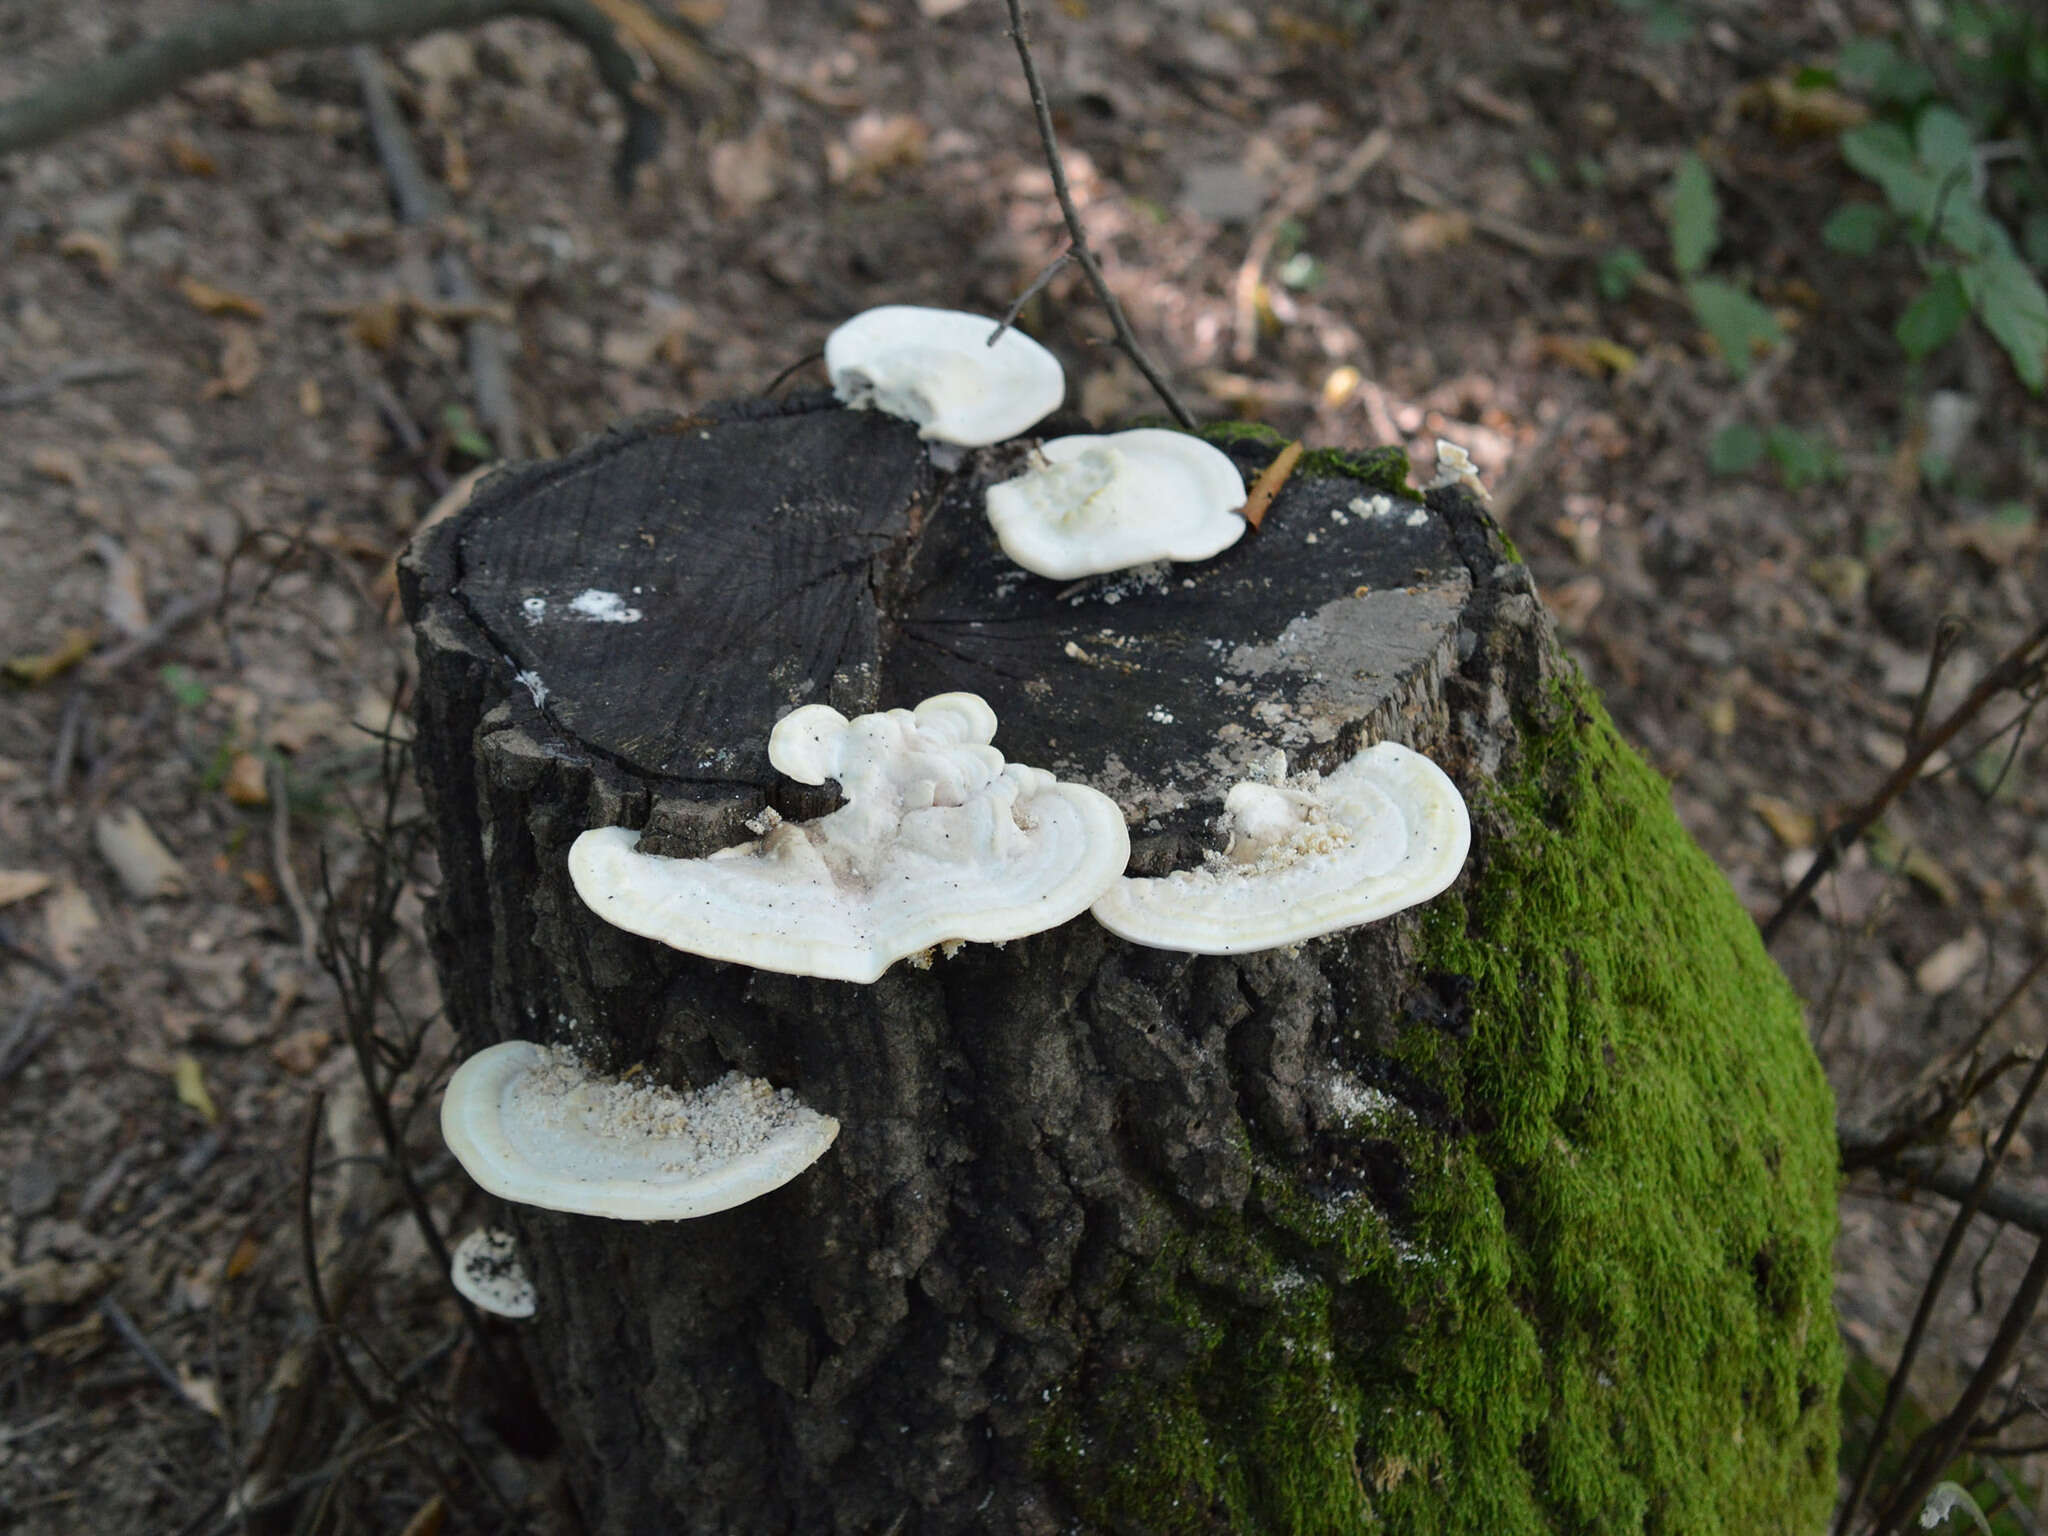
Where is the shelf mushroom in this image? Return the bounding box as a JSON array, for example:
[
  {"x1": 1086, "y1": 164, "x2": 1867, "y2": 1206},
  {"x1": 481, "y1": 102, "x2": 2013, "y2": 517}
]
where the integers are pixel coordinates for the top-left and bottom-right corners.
[
  {"x1": 441, "y1": 1041, "x2": 840, "y2": 1221},
  {"x1": 1090, "y1": 742, "x2": 1469, "y2": 954},
  {"x1": 569, "y1": 692, "x2": 1131, "y2": 983},
  {"x1": 983, "y1": 428, "x2": 1249, "y2": 579},
  {"x1": 450, "y1": 1227, "x2": 537, "y2": 1318},
  {"x1": 825, "y1": 305, "x2": 1065, "y2": 447}
]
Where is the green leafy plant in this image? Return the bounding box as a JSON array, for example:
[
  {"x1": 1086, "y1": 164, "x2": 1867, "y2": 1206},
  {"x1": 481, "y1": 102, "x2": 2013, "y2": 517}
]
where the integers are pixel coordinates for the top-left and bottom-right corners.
[
  {"x1": 1826, "y1": 27, "x2": 2048, "y2": 390},
  {"x1": 1664, "y1": 150, "x2": 1784, "y2": 381}
]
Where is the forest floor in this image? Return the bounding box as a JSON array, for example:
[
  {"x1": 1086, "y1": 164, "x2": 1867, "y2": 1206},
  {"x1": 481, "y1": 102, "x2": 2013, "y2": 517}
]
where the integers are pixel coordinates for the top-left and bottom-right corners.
[{"x1": 1, "y1": 0, "x2": 2045, "y2": 1530}]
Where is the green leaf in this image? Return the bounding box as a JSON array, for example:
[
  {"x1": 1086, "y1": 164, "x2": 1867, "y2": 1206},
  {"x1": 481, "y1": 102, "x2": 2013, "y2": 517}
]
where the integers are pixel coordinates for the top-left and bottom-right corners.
[
  {"x1": 1822, "y1": 203, "x2": 1890, "y2": 256},
  {"x1": 2023, "y1": 211, "x2": 2048, "y2": 269},
  {"x1": 1841, "y1": 122, "x2": 1934, "y2": 219},
  {"x1": 1669, "y1": 152, "x2": 1719, "y2": 277},
  {"x1": 1895, "y1": 268, "x2": 1970, "y2": 358},
  {"x1": 1707, "y1": 422, "x2": 1764, "y2": 475},
  {"x1": 1764, "y1": 424, "x2": 1842, "y2": 490},
  {"x1": 1962, "y1": 253, "x2": 2048, "y2": 392},
  {"x1": 441, "y1": 403, "x2": 495, "y2": 461},
  {"x1": 1597, "y1": 246, "x2": 1647, "y2": 301},
  {"x1": 1686, "y1": 279, "x2": 1781, "y2": 379},
  {"x1": 1913, "y1": 105, "x2": 1975, "y2": 180},
  {"x1": 161, "y1": 663, "x2": 210, "y2": 710},
  {"x1": 1836, "y1": 36, "x2": 1935, "y2": 104}
]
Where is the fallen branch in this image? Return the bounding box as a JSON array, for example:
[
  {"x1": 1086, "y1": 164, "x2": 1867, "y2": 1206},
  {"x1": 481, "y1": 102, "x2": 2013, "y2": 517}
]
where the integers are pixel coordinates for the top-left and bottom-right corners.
[
  {"x1": 0, "y1": 0, "x2": 660, "y2": 193},
  {"x1": 1763, "y1": 620, "x2": 2048, "y2": 946},
  {"x1": 1841, "y1": 1129, "x2": 2048, "y2": 1239},
  {"x1": 351, "y1": 47, "x2": 521, "y2": 458},
  {"x1": 1238, "y1": 439, "x2": 1302, "y2": 531},
  {"x1": 1002, "y1": 0, "x2": 1194, "y2": 430},
  {"x1": 0, "y1": 359, "x2": 146, "y2": 411}
]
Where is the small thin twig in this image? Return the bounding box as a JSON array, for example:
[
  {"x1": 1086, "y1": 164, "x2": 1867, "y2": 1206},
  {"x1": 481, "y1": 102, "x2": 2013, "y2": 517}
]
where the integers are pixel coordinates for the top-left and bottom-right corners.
[
  {"x1": 98, "y1": 1297, "x2": 216, "y2": 1417},
  {"x1": 83, "y1": 594, "x2": 205, "y2": 679},
  {"x1": 298, "y1": 1091, "x2": 386, "y2": 1420},
  {"x1": 1763, "y1": 620, "x2": 2048, "y2": 946},
  {"x1": 271, "y1": 761, "x2": 319, "y2": 967},
  {"x1": 987, "y1": 245, "x2": 1073, "y2": 347},
  {"x1": 0, "y1": 359, "x2": 145, "y2": 411},
  {"x1": 1002, "y1": 0, "x2": 1194, "y2": 429}
]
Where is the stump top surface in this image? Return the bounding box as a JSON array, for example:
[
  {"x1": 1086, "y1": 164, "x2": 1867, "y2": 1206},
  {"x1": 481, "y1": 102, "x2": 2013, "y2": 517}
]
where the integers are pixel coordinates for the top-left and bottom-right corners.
[{"x1": 447, "y1": 399, "x2": 1469, "y2": 825}]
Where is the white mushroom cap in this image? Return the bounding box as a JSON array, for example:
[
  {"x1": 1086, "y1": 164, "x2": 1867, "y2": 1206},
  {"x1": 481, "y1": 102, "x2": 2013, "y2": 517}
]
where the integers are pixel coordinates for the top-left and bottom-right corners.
[
  {"x1": 450, "y1": 1227, "x2": 537, "y2": 1319},
  {"x1": 825, "y1": 306, "x2": 1065, "y2": 446},
  {"x1": 569, "y1": 692, "x2": 1130, "y2": 983},
  {"x1": 441, "y1": 1041, "x2": 840, "y2": 1221},
  {"x1": 984, "y1": 429, "x2": 1249, "y2": 580},
  {"x1": 1090, "y1": 742, "x2": 1469, "y2": 954}
]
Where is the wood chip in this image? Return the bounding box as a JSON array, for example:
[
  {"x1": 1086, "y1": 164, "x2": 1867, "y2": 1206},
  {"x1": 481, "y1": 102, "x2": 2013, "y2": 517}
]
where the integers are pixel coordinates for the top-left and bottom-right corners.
[
  {"x1": 57, "y1": 230, "x2": 118, "y2": 279},
  {"x1": 1238, "y1": 439, "x2": 1302, "y2": 531},
  {"x1": 1747, "y1": 793, "x2": 1816, "y2": 850},
  {"x1": 30, "y1": 445, "x2": 87, "y2": 485},
  {"x1": 166, "y1": 133, "x2": 219, "y2": 177},
  {"x1": 177, "y1": 277, "x2": 267, "y2": 321},
  {"x1": 202, "y1": 324, "x2": 261, "y2": 399},
  {"x1": 0, "y1": 872, "x2": 54, "y2": 910},
  {"x1": 93, "y1": 805, "x2": 187, "y2": 900}
]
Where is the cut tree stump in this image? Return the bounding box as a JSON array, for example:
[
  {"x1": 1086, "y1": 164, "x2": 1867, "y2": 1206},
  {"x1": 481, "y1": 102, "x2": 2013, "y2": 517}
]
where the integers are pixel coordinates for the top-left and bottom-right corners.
[{"x1": 402, "y1": 394, "x2": 1841, "y2": 1535}]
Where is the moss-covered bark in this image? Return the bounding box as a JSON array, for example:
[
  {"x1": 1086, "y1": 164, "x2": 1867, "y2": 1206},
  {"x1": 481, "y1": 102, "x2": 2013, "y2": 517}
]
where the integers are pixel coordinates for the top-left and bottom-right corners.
[
  {"x1": 406, "y1": 405, "x2": 1839, "y2": 1533},
  {"x1": 1040, "y1": 672, "x2": 1840, "y2": 1533}
]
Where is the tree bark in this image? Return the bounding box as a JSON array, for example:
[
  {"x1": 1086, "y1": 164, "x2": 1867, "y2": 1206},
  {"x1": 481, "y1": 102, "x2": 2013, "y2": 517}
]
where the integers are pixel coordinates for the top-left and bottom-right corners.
[{"x1": 403, "y1": 394, "x2": 1842, "y2": 1534}]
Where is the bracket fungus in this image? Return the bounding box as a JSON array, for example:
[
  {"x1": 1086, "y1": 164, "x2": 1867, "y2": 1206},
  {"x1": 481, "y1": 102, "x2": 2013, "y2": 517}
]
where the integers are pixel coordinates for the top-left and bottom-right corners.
[
  {"x1": 825, "y1": 305, "x2": 1065, "y2": 447},
  {"x1": 569, "y1": 692, "x2": 1130, "y2": 983},
  {"x1": 983, "y1": 428, "x2": 1249, "y2": 579},
  {"x1": 441, "y1": 1041, "x2": 839, "y2": 1220},
  {"x1": 450, "y1": 1227, "x2": 537, "y2": 1319},
  {"x1": 1090, "y1": 741, "x2": 1469, "y2": 954}
]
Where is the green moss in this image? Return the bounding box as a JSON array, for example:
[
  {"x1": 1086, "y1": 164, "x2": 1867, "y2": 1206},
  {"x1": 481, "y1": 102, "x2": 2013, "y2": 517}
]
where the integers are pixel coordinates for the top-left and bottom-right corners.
[
  {"x1": 1041, "y1": 670, "x2": 1840, "y2": 1533},
  {"x1": 1190, "y1": 422, "x2": 1415, "y2": 499}
]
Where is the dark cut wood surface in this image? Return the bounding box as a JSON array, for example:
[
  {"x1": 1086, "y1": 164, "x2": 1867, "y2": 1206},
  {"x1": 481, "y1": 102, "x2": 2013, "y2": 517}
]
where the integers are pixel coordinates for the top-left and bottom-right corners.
[{"x1": 450, "y1": 395, "x2": 1468, "y2": 831}]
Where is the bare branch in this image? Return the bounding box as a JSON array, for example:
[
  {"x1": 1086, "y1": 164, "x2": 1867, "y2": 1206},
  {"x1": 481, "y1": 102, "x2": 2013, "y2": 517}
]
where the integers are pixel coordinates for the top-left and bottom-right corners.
[
  {"x1": 0, "y1": 0, "x2": 661, "y2": 194},
  {"x1": 1001, "y1": 0, "x2": 1194, "y2": 429},
  {"x1": 1764, "y1": 620, "x2": 2048, "y2": 946}
]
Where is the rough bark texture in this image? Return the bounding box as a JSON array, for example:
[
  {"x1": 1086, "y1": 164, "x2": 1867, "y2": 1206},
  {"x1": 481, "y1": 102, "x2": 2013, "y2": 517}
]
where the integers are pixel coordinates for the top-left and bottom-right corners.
[{"x1": 402, "y1": 396, "x2": 1841, "y2": 1535}]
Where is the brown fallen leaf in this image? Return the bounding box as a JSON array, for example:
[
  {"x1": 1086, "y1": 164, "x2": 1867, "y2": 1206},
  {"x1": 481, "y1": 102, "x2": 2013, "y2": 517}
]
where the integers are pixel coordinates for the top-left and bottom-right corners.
[
  {"x1": 1915, "y1": 929, "x2": 1986, "y2": 995},
  {"x1": 30, "y1": 445, "x2": 87, "y2": 485},
  {"x1": 1737, "y1": 76, "x2": 1869, "y2": 141},
  {"x1": 93, "y1": 535, "x2": 150, "y2": 640},
  {"x1": 398, "y1": 1495, "x2": 448, "y2": 1536},
  {"x1": 224, "y1": 1232, "x2": 263, "y2": 1281},
  {"x1": 709, "y1": 124, "x2": 784, "y2": 214},
  {"x1": 178, "y1": 276, "x2": 267, "y2": 321},
  {"x1": 586, "y1": 0, "x2": 720, "y2": 89},
  {"x1": 166, "y1": 132, "x2": 219, "y2": 177},
  {"x1": 4, "y1": 627, "x2": 98, "y2": 686},
  {"x1": 298, "y1": 376, "x2": 324, "y2": 417},
  {"x1": 0, "y1": 870, "x2": 54, "y2": 909},
  {"x1": 224, "y1": 751, "x2": 270, "y2": 806},
  {"x1": 1239, "y1": 439, "x2": 1303, "y2": 531},
  {"x1": 827, "y1": 111, "x2": 929, "y2": 189},
  {"x1": 269, "y1": 1028, "x2": 332, "y2": 1076},
  {"x1": 1397, "y1": 209, "x2": 1472, "y2": 256},
  {"x1": 58, "y1": 229, "x2": 119, "y2": 279},
  {"x1": 1537, "y1": 334, "x2": 1638, "y2": 379},
  {"x1": 202, "y1": 323, "x2": 261, "y2": 398},
  {"x1": 94, "y1": 804, "x2": 187, "y2": 899},
  {"x1": 44, "y1": 881, "x2": 101, "y2": 969},
  {"x1": 1746, "y1": 793, "x2": 1815, "y2": 850}
]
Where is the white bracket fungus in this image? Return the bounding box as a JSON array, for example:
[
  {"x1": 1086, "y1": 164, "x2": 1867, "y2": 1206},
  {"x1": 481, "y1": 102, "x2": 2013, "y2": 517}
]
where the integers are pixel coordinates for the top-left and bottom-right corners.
[
  {"x1": 984, "y1": 429, "x2": 1249, "y2": 580},
  {"x1": 825, "y1": 305, "x2": 1065, "y2": 447},
  {"x1": 442, "y1": 1041, "x2": 839, "y2": 1221},
  {"x1": 450, "y1": 1227, "x2": 537, "y2": 1318},
  {"x1": 1090, "y1": 741, "x2": 1469, "y2": 954},
  {"x1": 569, "y1": 692, "x2": 1130, "y2": 983}
]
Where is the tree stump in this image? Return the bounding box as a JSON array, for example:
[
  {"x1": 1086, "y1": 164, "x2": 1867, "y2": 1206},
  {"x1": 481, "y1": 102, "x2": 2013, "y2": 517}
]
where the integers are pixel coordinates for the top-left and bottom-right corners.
[{"x1": 402, "y1": 393, "x2": 1841, "y2": 1535}]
